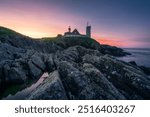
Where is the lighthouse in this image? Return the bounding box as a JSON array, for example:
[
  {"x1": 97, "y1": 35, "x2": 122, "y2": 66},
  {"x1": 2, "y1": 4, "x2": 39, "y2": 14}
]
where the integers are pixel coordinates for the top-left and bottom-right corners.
[{"x1": 86, "y1": 22, "x2": 91, "y2": 38}]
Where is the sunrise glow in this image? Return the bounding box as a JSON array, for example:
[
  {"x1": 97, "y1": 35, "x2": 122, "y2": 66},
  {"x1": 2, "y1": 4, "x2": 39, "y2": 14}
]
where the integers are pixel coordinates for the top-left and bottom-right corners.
[{"x1": 0, "y1": 0, "x2": 149, "y2": 48}]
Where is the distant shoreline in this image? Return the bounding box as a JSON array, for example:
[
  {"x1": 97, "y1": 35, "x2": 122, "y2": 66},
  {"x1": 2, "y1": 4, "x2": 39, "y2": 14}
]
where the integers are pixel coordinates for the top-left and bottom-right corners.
[
  {"x1": 123, "y1": 48, "x2": 150, "y2": 49},
  {"x1": 118, "y1": 48, "x2": 150, "y2": 68}
]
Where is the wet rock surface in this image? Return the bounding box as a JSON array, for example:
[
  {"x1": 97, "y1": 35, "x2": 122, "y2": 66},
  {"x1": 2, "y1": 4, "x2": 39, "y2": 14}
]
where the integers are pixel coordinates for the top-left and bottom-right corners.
[{"x1": 0, "y1": 27, "x2": 150, "y2": 99}]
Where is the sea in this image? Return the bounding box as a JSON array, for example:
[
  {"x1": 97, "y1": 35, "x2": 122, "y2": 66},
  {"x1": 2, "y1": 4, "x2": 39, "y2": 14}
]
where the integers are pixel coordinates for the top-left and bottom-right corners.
[{"x1": 117, "y1": 48, "x2": 150, "y2": 67}]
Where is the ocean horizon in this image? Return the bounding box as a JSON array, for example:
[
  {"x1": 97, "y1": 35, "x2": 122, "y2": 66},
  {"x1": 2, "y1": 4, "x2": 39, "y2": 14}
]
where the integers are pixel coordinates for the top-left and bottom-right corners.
[{"x1": 118, "y1": 48, "x2": 150, "y2": 67}]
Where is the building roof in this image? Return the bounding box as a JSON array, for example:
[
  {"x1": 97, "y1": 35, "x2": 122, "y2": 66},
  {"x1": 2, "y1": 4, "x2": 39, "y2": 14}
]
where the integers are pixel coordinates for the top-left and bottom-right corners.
[
  {"x1": 64, "y1": 28, "x2": 80, "y2": 36},
  {"x1": 72, "y1": 29, "x2": 80, "y2": 35}
]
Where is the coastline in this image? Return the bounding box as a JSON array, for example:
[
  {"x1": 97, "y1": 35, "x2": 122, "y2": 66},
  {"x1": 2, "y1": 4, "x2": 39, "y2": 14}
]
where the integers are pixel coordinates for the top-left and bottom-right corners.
[
  {"x1": 118, "y1": 48, "x2": 150, "y2": 75},
  {"x1": 0, "y1": 27, "x2": 150, "y2": 100}
]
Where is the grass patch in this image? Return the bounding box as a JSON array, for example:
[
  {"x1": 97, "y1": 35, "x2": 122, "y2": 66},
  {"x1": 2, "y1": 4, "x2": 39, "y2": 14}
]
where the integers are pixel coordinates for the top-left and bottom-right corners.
[
  {"x1": 0, "y1": 26, "x2": 18, "y2": 36},
  {"x1": 1, "y1": 85, "x2": 23, "y2": 99},
  {"x1": 0, "y1": 77, "x2": 42, "y2": 99}
]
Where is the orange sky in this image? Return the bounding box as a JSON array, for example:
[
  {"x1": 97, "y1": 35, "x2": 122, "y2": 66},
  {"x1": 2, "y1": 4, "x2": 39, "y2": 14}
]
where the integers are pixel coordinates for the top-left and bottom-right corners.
[
  {"x1": 0, "y1": 0, "x2": 149, "y2": 48},
  {"x1": 0, "y1": 17, "x2": 146, "y2": 48},
  {"x1": 96, "y1": 38, "x2": 124, "y2": 47}
]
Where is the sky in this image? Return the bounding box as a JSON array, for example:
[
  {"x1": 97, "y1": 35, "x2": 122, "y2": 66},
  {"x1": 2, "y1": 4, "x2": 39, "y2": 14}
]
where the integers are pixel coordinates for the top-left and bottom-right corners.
[{"x1": 0, "y1": 0, "x2": 150, "y2": 48}]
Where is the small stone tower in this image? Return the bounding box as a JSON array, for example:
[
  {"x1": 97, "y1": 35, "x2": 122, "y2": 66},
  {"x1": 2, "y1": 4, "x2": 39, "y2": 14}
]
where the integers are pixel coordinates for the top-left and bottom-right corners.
[
  {"x1": 86, "y1": 22, "x2": 91, "y2": 38},
  {"x1": 68, "y1": 26, "x2": 71, "y2": 32}
]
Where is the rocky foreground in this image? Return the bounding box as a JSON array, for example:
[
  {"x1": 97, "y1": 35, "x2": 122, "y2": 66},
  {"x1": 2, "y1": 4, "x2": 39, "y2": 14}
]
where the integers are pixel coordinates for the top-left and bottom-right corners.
[{"x1": 0, "y1": 26, "x2": 150, "y2": 100}]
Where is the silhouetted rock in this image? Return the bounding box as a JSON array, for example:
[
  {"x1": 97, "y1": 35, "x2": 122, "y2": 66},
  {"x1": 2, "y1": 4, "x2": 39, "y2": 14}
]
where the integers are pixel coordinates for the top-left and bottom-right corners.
[
  {"x1": 0, "y1": 26, "x2": 62, "y2": 53},
  {"x1": 128, "y1": 61, "x2": 137, "y2": 66},
  {"x1": 99, "y1": 45, "x2": 131, "y2": 57},
  {"x1": 140, "y1": 66, "x2": 150, "y2": 75}
]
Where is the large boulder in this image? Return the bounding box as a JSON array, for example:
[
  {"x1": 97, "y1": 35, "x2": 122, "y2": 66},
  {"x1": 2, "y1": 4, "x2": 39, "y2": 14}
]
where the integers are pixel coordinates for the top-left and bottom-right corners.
[
  {"x1": 82, "y1": 63, "x2": 126, "y2": 99},
  {"x1": 0, "y1": 43, "x2": 47, "y2": 94},
  {"x1": 57, "y1": 61, "x2": 88, "y2": 98},
  {"x1": 30, "y1": 52, "x2": 46, "y2": 71},
  {"x1": 43, "y1": 54, "x2": 56, "y2": 72},
  {"x1": 28, "y1": 71, "x2": 68, "y2": 100},
  {"x1": 27, "y1": 60, "x2": 43, "y2": 79},
  {"x1": 54, "y1": 59, "x2": 125, "y2": 99},
  {"x1": 83, "y1": 54, "x2": 150, "y2": 99}
]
